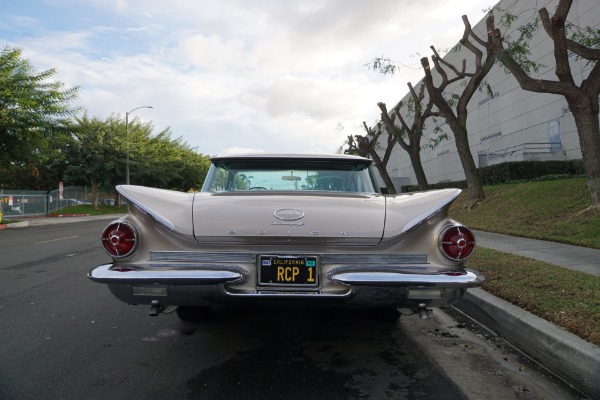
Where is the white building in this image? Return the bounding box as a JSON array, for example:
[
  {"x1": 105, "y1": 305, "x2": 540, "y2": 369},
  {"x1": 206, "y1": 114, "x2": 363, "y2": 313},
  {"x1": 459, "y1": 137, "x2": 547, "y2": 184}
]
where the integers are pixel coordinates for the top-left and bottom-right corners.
[{"x1": 377, "y1": 0, "x2": 599, "y2": 190}]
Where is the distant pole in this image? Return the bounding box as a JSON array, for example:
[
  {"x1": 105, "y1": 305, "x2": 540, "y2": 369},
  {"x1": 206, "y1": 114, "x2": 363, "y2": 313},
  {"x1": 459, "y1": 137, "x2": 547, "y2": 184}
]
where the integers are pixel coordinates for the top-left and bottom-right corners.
[{"x1": 125, "y1": 105, "x2": 153, "y2": 185}]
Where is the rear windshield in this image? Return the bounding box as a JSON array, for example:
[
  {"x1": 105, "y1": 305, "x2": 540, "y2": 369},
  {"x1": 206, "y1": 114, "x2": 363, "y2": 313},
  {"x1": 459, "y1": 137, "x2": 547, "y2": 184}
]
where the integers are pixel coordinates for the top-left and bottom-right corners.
[{"x1": 202, "y1": 160, "x2": 380, "y2": 194}]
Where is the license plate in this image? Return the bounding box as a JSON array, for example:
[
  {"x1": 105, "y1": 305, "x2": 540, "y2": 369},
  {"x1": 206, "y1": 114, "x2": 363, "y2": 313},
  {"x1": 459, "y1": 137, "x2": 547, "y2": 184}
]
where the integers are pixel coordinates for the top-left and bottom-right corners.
[{"x1": 259, "y1": 255, "x2": 319, "y2": 287}]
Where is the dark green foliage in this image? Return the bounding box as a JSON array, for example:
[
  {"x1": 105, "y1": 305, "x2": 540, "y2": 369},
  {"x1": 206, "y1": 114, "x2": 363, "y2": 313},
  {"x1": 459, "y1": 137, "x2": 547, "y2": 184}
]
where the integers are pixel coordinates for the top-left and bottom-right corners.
[
  {"x1": 0, "y1": 46, "x2": 79, "y2": 168},
  {"x1": 404, "y1": 160, "x2": 585, "y2": 192},
  {"x1": 64, "y1": 115, "x2": 211, "y2": 193},
  {"x1": 366, "y1": 56, "x2": 398, "y2": 76},
  {"x1": 0, "y1": 46, "x2": 212, "y2": 193},
  {"x1": 477, "y1": 160, "x2": 585, "y2": 185}
]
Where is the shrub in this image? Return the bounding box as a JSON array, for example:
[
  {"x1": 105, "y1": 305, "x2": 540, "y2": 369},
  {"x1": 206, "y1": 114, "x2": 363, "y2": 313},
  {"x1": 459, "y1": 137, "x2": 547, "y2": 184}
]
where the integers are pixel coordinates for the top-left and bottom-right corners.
[{"x1": 403, "y1": 160, "x2": 585, "y2": 192}]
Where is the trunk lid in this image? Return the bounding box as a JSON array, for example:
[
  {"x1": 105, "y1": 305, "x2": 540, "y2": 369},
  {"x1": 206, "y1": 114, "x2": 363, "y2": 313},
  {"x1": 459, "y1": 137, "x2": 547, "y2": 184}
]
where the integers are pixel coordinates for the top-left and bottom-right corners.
[{"x1": 192, "y1": 192, "x2": 386, "y2": 245}]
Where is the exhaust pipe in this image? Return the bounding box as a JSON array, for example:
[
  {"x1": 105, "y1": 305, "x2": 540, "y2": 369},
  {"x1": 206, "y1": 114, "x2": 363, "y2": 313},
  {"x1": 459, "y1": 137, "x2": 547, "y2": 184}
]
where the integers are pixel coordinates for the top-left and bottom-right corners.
[
  {"x1": 417, "y1": 303, "x2": 431, "y2": 319},
  {"x1": 149, "y1": 300, "x2": 162, "y2": 316}
]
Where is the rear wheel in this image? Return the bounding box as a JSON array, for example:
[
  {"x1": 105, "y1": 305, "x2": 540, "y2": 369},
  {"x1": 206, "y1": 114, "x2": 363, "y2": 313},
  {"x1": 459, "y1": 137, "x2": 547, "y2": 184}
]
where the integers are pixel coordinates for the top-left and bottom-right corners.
[{"x1": 176, "y1": 306, "x2": 212, "y2": 321}]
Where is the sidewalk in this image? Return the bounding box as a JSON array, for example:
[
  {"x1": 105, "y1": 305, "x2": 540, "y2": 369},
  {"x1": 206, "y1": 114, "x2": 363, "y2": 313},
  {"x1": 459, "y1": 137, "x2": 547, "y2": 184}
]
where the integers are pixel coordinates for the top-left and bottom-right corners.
[
  {"x1": 474, "y1": 230, "x2": 600, "y2": 276},
  {"x1": 2, "y1": 216, "x2": 599, "y2": 397},
  {"x1": 0, "y1": 213, "x2": 121, "y2": 229}
]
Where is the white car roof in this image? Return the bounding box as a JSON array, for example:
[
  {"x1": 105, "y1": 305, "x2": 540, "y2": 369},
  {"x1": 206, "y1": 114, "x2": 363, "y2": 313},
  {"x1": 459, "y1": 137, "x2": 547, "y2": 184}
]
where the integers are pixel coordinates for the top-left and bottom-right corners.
[{"x1": 210, "y1": 153, "x2": 372, "y2": 163}]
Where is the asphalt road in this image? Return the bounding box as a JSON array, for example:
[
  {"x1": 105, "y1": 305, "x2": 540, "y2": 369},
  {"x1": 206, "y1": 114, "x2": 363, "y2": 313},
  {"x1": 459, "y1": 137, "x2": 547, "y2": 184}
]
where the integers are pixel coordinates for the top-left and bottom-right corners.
[{"x1": 0, "y1": 221, "x2": 583, "y2": 400}]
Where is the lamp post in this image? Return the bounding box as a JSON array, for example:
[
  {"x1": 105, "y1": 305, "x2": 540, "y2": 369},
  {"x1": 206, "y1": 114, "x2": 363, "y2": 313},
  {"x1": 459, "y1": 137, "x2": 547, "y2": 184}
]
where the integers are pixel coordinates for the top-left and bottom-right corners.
[{"x1": 125, "y1": 105, "x2": 153, "y2": 185}]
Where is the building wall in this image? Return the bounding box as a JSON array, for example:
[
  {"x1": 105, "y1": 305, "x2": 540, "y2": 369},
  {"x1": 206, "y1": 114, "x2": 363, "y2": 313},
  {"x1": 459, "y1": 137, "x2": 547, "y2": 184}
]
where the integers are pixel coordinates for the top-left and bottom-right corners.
[{"x1": 378, "y1": 0, "x2": 599, "y2": 189}]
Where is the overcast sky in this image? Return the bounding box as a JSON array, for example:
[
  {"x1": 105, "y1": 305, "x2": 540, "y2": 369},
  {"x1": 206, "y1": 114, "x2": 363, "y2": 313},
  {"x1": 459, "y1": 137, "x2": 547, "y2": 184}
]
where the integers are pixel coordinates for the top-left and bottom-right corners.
[{"x1": 1, "y1": 0, "x2": 493, "y2": 156}]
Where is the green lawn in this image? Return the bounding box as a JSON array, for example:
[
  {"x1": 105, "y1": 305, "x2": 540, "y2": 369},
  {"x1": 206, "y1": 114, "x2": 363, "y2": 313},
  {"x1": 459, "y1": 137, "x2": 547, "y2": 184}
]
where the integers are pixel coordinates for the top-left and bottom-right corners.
[
  {"x1": 449, "y1": 177, "x2": 600, "y2": 346},
  {"x1": 49, "y1": 204, "x2": 128, "y2": 216},
  {"x1": 450, "y1": 177, "x2": 600, "y2": 249}
]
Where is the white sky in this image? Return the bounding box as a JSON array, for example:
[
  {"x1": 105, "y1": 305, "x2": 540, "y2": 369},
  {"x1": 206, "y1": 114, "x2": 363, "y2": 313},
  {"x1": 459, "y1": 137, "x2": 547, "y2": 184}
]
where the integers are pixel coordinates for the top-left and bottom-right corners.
[{"x1": 1, "y1": 0, "x2": 493, "y2": 156}]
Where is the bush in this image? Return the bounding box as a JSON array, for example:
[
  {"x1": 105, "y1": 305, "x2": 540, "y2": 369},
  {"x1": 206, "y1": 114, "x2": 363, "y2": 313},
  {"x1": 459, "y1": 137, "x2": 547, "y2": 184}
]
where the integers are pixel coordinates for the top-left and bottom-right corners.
[
  {"x1": 403, "y1": 160, "x2": 585, "y2": 192},
  {"x1": 478, "y1": 160, "x2": 584, "y2": 185}
]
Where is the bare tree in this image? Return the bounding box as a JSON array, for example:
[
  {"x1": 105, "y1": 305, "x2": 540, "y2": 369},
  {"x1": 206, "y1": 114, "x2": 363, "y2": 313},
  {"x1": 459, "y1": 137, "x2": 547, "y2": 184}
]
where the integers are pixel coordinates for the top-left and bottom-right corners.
[
  {"x1": 485, "y1": 0, "x2": 600, "y2": 208},
  {"x1": 420, "y1": 16, "x2": 496, "y2": 208},
  {"x1": 343, "y1": 125, "x2": 398, "y2": 194},
  {"x1": 377, "y1": 82, "x2": 444, "y2": 191},
  {"x1": 342, "y1": 134, "x2": 367, "y2": 157}
]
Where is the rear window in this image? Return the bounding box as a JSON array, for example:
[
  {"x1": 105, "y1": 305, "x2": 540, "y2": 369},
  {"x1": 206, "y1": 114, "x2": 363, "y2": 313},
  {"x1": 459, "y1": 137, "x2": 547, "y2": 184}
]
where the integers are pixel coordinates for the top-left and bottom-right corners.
[{"x1": 202, "y1": 160, "x2": 380, "y2": 194}]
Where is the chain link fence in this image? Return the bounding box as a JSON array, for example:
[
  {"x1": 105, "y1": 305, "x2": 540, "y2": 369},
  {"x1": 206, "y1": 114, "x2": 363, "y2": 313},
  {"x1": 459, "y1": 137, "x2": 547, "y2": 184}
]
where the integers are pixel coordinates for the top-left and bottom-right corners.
[{"x1": 1, "y1": 187, "x2": 116, "y2": 219}]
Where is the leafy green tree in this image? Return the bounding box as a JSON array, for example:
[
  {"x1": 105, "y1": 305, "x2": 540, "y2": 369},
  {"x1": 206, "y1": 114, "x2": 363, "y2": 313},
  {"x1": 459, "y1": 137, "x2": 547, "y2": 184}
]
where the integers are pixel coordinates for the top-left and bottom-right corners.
[
  {"x1": 64, "y1": 114, "x2": 211, "y2": 207},
  {"x1": 128, "y1": 124, "x2": 210, "y2": 191},
  {"x1": 63, "y1": 115, "x2": 122, "y2": 207},
  {"x1": 0, "y1": 46, "x2": 79, "y2": 170}
]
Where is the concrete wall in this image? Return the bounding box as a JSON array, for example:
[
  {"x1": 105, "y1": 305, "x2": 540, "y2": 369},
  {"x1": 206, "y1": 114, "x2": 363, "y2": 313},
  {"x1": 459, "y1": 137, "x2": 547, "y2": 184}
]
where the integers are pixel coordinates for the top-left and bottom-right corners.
[{"x1": 377, "y1": 0, "x2": 599, "y2": 186}]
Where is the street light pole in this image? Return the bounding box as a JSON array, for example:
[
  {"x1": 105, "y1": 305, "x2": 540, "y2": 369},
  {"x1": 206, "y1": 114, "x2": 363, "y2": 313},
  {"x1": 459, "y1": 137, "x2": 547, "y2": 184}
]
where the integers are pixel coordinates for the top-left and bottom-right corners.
[{"x1": 125, "y1": 105, "x2": 153, "y2": 185}]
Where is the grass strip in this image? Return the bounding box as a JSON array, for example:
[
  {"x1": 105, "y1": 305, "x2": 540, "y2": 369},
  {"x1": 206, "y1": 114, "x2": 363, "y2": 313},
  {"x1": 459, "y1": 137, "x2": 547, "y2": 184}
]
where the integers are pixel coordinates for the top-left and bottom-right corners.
[
  {"x1": 466, "y1": 247, "x2": 600, "y2": 346},
  {"x1": 49, "y1": 204, "x2": 127, "y2": 216},
  {"x1": 450, "y1": 177, "x2": 600, "y2": 249}
]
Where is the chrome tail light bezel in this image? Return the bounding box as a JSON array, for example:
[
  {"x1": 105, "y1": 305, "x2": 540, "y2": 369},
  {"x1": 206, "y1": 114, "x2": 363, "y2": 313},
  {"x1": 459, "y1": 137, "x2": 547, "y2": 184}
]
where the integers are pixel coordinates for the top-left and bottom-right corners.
[
  {"x1": 101, "y1": 221, "x2": 140, "y2": 259},
  {"x1": 438, "y1": 224, "x2": 476, "y2": 262}
]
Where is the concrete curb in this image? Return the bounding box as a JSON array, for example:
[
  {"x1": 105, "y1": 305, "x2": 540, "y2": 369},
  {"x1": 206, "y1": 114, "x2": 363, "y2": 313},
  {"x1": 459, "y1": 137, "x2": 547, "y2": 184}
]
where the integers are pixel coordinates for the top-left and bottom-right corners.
[
  {"x1": 455, "y1": 288, "x2": 600, "y2": 399},
  {"x1": 5, "y1": 221, "x2": 30, "y2": 228}
]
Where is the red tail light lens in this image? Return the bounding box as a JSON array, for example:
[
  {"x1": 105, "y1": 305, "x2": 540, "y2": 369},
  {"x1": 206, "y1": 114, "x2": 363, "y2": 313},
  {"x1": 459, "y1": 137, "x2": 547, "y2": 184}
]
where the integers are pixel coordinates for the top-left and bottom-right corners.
[
  {"x1": 439, "y1": 225, "x2": 475, "y2": 261},
  {"x1": 101, "y1": 221, "x2": 139, "y2": 258}
]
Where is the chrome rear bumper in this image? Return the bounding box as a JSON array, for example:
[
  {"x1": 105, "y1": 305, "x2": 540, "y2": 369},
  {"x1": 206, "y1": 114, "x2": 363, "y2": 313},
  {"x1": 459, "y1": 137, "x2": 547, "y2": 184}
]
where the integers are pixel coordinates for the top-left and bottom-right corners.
[
  {"x1": 88, "y1": 263, "x2": 484, "y2": 308},
  {"x1": 88, "y1": 263, "x2": 248, "y2": 285},
  {"x1": 327, "y1": 266, "x2": 484, "y2": 287}
]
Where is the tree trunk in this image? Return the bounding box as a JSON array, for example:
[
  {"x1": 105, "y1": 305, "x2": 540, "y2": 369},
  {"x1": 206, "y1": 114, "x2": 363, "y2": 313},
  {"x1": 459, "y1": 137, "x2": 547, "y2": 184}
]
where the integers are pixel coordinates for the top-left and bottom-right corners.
[
  {"x1": 452, "y1": 122, "x2": 484, "y2": 208},
  {"x1": 373, "y1": 160, "x2": 397, "y2": 194},
  {"x1": 356, "y1": 129, "x2": 397, "y2": 195},
  {"x1": 91, "y1": 180, "x2": 99, "y2": 209},
  {"x1": 420, "y1": 55, "x2": 486, "y2": 207},
  {"x1": 569, "y1": 100, "x2": 600, "y2": 207},
  {"x1": 409, "y1": 147, "x2": 429, "y2": 191}
]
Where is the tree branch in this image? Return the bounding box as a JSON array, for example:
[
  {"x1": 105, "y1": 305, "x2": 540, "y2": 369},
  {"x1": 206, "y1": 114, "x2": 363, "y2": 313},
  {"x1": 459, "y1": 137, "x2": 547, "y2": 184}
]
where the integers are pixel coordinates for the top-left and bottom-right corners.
[
  {"x1": 488, "y1": 14, "x2": 579, "y2": 97},
  {"x1": 377, "y1": 102, "x2": 409, "y2": 151}
]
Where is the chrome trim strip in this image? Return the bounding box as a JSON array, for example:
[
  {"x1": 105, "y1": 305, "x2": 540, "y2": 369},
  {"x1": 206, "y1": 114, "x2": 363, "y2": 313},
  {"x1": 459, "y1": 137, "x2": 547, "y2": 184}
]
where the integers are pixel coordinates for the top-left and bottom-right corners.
[
  {"x1": 150, "y1": 251, "x2": 256, "y2": 263},
  {"x1": 194, "y1": 237, "x2": 381, "y2": 246},
  {"x1": 88, "y1": 263, "x2": 248, "y2": 284},
  {"x1": 327, "y1": 267, "x2": 484, "y2": 287},
  {"x1": 149, "y1": 252, "x2": 427, "y2": 265},
  {"x1": 402, "y1": 189, "x2": 461, "y2": 233},
  {"x1": 222, "y1": 291, "x2": 354, "y2": 299},
  {"x1": 116, "y1": 186, "x2": 176, "y2": 231},
  {"x1": 322, "y1": 254, "x2": 427, "y2": 264}
]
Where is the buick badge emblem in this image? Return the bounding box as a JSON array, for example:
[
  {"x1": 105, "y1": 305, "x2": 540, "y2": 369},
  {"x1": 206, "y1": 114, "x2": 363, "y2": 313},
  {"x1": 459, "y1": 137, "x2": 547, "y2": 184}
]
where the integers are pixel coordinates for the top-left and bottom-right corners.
[{"x1": 274, "y1": 208, "x2": 305, "y2": 221}]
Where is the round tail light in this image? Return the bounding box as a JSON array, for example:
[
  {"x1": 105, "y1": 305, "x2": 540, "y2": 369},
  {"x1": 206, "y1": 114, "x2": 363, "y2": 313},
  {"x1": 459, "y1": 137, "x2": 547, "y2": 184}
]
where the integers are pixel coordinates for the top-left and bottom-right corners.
[
  {"x1": 439, "y1": 225, "x2": 475, "y2": 261},
  {"x1": 101, "y1": 221, "x2": 139, "y2": 258}
]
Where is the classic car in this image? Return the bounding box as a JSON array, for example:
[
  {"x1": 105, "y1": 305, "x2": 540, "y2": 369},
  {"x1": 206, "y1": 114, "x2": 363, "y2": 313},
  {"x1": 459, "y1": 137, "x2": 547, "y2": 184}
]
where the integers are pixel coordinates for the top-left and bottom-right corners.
[{"x1": 88, "y1": 153, "x2": 483, "y2": 321}]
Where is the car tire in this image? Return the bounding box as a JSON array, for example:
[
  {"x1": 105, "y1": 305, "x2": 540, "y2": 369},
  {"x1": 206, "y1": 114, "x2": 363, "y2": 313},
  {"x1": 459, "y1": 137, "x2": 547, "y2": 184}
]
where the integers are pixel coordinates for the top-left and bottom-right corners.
[{"x1": 176, "y1": 306, "x2": 212, "y2": 321}]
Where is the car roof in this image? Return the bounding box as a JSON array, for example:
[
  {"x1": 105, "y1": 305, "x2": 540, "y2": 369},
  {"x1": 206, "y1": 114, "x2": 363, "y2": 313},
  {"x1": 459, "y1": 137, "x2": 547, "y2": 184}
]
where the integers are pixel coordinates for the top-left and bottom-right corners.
[{"x1": 210, "y1": 153, "x2": 372, "y2": 164}]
